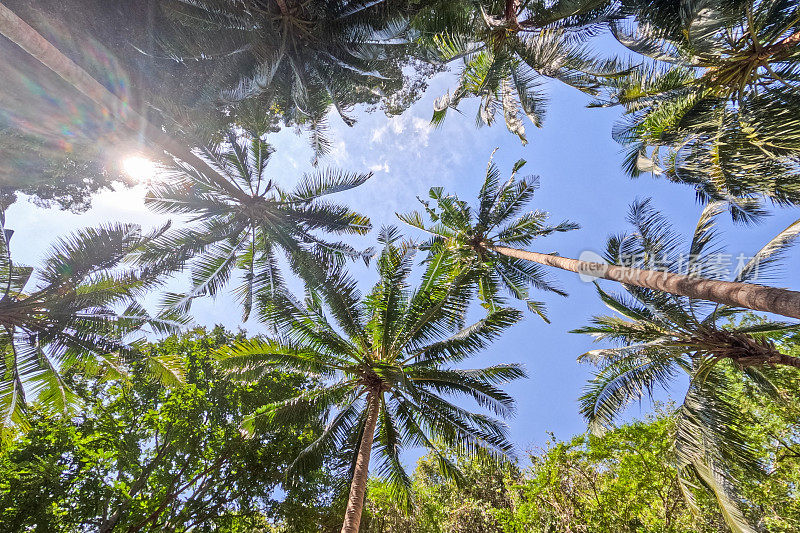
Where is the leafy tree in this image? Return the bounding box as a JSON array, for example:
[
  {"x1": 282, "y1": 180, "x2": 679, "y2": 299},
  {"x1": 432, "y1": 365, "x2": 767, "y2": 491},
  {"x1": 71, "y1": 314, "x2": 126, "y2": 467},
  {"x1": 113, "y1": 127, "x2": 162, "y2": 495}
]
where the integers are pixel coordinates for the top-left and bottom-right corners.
[
  {"x1": 0, "y1": 127, "x2": 133, "y2": 213},
  {"x1": 356, "y1": 410, "x2": 733, "y2": 533},
  {"x1": 728, "y1": 327, "x2": 800, "y2": 532},
  {"x1": 414, "y1": 0, "x2": 620, "y2": 143},
  {"x1": 142, "y1": 131, "x2": 372, "y2": 321},
  {"x1": 605, "y1": 0, "x2": 800, "y2": 220},
  {"x1": 0, "y1": 216, "x2": 183, "y2": 433},
  {"x1": 511, "y1": 413, "x2": 721, "y2": 533},
  {"x1": 399, "y1": 154, "x2": 800, "y2": 319},
  {"x1": 0, "y1": 327, "x2": 331, "y2": 533},
  {"x1": 573, "y1": 199, "x2": 800, "y2": 532},
  {"x1": 217, "y1": 227, "x2": 526, "y2": 533}
]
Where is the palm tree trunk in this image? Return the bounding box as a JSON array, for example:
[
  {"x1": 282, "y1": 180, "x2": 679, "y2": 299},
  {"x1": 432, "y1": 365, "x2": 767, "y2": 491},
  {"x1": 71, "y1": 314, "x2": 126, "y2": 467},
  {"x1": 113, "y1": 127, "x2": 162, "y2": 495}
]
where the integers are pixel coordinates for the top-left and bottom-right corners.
[
  {"x1": 486, "y1": 244, "x2": 800, "y2": 320},
  {"x1": 0, "y1": 3, "x2": 251, "y2": 204},
  {"x1": 764, "y1": 29, "x2": 800, "y2": 57},
  {"x1": 504, "y1": 0, "x2": 520, "y2": 26},
  {"x1": 341, "y1": 389, "x2": 381, "y2": 533},
  {"x1": 275, "y1": 0, "x2": 290, "y2": 16}
]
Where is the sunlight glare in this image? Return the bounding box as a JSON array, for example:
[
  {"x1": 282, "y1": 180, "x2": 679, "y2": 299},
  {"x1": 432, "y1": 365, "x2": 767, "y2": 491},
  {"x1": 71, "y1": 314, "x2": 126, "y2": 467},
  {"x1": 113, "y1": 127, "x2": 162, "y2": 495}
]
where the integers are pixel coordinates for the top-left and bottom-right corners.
[{"x1": 122, "y1": 155, "x2": 157, "y2": 181}]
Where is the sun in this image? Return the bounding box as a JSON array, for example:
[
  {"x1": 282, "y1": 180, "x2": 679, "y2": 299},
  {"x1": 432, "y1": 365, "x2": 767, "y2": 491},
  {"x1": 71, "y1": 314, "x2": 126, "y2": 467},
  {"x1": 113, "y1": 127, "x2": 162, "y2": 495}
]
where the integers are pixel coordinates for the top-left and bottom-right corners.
[{"x1": 122, "y1": 155, "x2": 157, "y2": 181}]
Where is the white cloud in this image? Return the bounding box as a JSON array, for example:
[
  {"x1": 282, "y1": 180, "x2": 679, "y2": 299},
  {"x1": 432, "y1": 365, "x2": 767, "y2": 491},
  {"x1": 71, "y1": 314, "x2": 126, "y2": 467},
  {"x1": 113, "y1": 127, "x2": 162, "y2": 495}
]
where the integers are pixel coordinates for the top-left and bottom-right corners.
[
  {"x1": 369, "y1": 113, "x2": 432, "y2": 149},
  {"x1": 328, "y1": 138, "x2": 348, "y2": 165},
  {"x1": 368, "y1": 161, "x2": 390, "y2": 173},
  {"x1": 411, "y1": 117, "x2": 431, "y2": 147}
]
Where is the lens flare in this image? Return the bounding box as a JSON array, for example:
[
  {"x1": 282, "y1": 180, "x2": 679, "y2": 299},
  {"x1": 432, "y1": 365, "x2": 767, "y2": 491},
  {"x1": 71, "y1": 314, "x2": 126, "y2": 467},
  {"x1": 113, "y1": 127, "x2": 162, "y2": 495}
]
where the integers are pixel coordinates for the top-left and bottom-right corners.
[{"x1": 122, "y1": 155, "x2": 156, "y2": 181}]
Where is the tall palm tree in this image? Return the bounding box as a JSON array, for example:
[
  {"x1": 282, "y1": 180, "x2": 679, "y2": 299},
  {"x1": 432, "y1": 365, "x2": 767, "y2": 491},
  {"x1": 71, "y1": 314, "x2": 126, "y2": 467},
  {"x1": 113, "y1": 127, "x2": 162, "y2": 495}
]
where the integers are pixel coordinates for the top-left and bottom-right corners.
[
  {"x1": 0, "y1": 216, "x2": 184, "y2": 434},
  {"x1": 605, "y1": 0, "x2": 800, "y2": 220},
  {"x1": 414, "y1": 0, "x2": 620, "y2": 143},
  {"x1": 572, "y1": 198, "x2": 800, "y2": 533},
  {"x1": 141, "y1": 131, "x2": 373, "y2": 321},
  {"x1": 400, "y1": 154, "x2": 800, "y2": 320},
  {"x1": 216, "y1": 227, "x2": 525, "y2": 533}
]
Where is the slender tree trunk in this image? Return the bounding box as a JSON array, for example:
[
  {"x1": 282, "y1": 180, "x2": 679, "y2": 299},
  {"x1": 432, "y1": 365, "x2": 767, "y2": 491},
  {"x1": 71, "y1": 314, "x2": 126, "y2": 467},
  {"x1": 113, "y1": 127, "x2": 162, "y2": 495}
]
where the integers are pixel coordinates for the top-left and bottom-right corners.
[
  {"x1": 275, "y1": 0, "x2": 290, "y2": 16},
  {"x1": 764, "y1": 29, "x2": 800, "y2": 57},
  {"x1": 504, "y1": 0, "x2": 520, "y2": 26},
  {"x1": 0, "y1": 3, "x2": 251, "y2": 204},
  {"x1": 341, "y1": 389, "x2": 381, "y2": 533},
  {"x1": 486, "y1": 244, "x2": 800, "y2": 320}
]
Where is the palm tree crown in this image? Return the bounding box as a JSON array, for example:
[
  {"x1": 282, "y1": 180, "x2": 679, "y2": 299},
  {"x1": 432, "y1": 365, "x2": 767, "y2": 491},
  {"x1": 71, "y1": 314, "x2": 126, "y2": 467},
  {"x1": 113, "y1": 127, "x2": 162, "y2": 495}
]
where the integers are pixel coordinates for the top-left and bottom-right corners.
[
  {"x1": 399, "y1": 154, "x2": 578, "y2": 319},
  {"x1": 0, "y1": 217, "x2": 183, "y2": 432},
  {"x1": 606, "y1": 0, "x2": 800, "y2": 221},
  {"x1": 143, "y1": 131, "x2": 373, "y2": 321},
  {"x1": 217, "y1": 227, "x2": 525, "y2": 532},
  {"x1": 160, "y1": 0, "x2": 424, "y2": 134},
  {"x1": 415, "y1": 0, "x2": 620, "y2": 143}
]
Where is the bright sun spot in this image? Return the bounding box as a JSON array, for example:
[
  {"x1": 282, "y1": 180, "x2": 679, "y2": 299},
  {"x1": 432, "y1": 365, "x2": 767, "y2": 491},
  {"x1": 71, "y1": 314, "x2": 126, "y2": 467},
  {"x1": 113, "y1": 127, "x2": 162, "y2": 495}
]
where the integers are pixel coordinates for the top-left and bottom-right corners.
[{"x1": 122, "y1": 155, "x2": 157, "y2": 181}]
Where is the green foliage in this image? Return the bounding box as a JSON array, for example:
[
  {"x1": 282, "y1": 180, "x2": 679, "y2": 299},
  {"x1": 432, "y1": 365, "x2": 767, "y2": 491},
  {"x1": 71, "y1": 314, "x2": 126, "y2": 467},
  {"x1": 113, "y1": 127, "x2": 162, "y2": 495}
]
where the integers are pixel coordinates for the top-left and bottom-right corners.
[
  {"x1": 0, "y1": 326, "x2": 333, "y2": 532},
  {"x1": 606, "y1": 0, "x2": 800, "y2": 220},
  {"x1": 157, "y1": 0, "x2": 437, "y2": 137},
  {"x1": 398, "y1": 152, "x2": 579, "y2": 319},
  {"x1": 141, "y1": 130, "x2": 373, "y2": 321},
  {"x1": 0, "y1": 217, "x2": 185, "y2": 432},
  {"x1": 574, "y1": 199, "x2": 800, "y2": 532},
  {"x1": 413, "y1": 0, "x2": 622, "y2": 143},
  {"x1": 219, "y1": 228, "x2": 525, "y2": 506},
  {"x1": 512, "y1": 412, "x2": 721, "y2": 533},
  {"x1": 2, "y1": 3, "x2": 800, "y2": 532},
  {"x1": 357, "y1": 397, "x2": 800, "y2": 533}
]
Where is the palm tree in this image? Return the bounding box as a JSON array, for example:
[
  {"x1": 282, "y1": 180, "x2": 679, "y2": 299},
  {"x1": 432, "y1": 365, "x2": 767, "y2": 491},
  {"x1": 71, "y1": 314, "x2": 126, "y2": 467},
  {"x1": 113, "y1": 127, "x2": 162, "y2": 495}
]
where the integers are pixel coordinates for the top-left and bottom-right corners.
[
  {"x1": 413, "y1": 0, "x2": 620, "y2": 143},
  {"x1": 399, "y1": 154, "x2": 800, "y2": 319},
  {"x1": 401, "y1": 153, "x2": 578, "y2": 320},
  {"x1": 141, "y1": 131, "x2": 373, "y2": 321},
  {"x1": 572, "y1": 198, "x2": 800, "y2": 533},
  {"x1": 605, "y1": 0, "x2": 800, "y2": 220},
  {"x1": 159, "y1": 0, "x2": 423, "y2": 133},
  {"x1": 0, "y1": 216, "x2": 184, "y2": 434},
  {"x1": 216, "y1": 227, "x2": 525, "y2": 533}
]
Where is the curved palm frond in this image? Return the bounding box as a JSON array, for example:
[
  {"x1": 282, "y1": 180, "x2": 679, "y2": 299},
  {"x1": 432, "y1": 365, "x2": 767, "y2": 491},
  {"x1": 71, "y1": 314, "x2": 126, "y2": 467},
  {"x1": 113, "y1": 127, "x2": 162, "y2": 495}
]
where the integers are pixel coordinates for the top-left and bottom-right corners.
[{"x1": 0, "y1": 218, "x2": 184, "y2": 433}]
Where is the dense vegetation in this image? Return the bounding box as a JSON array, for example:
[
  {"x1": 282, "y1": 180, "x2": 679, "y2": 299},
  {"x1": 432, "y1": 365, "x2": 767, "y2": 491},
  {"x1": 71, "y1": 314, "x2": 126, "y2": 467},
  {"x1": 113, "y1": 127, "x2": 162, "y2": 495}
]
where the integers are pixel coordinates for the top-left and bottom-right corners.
[
  {"x1": 2, "y1": 328, "x2": 798, "y2": 532},
  {"x1": 0, "y1": 1, "x2": 799, "y2": 532}
]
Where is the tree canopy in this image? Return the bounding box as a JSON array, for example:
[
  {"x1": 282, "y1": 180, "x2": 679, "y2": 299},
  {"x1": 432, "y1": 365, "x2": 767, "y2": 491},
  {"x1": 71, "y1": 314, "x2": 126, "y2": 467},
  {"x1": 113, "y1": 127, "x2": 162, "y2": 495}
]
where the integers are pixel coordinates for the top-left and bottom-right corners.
[{"x1": 0, "y1": 1, "x2": 799, "y2": 532}]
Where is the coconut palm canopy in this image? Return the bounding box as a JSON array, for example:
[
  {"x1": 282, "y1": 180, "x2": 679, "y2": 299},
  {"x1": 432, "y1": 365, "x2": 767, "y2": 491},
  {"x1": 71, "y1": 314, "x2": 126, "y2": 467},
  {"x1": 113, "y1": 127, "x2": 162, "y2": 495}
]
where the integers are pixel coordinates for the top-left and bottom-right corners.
[
  {"x1": 216, "y1": 228, "x2": 525, "y2": 527},
  {"x1": 0, "y1": 216, "x2": 185, "y2": 432},
  {"x1": 414, "y1": 0, "x2": 622, "y2": 143},
  {"x1": 606, "y1": 0, "x2": 800, "y2": 222},
  {"x1": 141, "y1": 130, "x2": 373, "y2": 321},
  {"x1": 399, "y1": 155, "x2": 579, "y2": 319},
  {"x1": 1, "y1": 1, "x2": 800, "y2": 532}
]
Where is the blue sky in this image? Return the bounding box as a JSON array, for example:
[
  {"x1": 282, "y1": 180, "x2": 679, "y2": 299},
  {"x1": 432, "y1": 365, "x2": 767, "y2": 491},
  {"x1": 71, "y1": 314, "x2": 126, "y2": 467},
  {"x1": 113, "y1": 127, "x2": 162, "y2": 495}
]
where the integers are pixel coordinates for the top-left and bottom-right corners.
[{"x1": 7, "y1": 70, "x2": 800, "y2": 461}]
